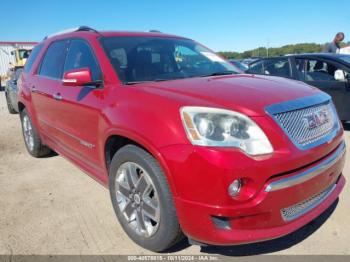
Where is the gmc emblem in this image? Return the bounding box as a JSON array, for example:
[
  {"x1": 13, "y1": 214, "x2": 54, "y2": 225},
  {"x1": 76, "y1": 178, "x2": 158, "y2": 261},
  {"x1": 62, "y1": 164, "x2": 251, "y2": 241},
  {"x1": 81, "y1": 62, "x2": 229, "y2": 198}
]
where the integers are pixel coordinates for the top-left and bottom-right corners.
[{"x1": 303, "y1": 109, "x2": 330, "y2": 130}]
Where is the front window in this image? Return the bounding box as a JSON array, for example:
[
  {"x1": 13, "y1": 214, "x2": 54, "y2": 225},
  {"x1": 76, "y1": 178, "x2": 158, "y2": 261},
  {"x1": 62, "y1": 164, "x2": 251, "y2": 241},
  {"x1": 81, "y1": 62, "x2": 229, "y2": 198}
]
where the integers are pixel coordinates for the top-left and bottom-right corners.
[
  {"x1": 64, "y1": 39, "x2": 102, "y2": 81},
  {"x1": 297, "y1": 58, "x2": 348, "y2": 82},
  {"x1": 100, "y1": 36, "x2": 239, "y2": 84}
]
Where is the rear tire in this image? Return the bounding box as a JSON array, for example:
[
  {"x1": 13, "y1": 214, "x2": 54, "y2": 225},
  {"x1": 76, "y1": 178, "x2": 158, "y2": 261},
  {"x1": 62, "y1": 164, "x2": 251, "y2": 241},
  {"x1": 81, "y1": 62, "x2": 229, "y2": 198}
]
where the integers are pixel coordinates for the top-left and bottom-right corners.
[
  {"x1": 109, "y1": 145, "x2": 183, "y2": 252},
  {"x1": 5, "y1": 92, "x2": 17, "y2": 114},
  {"x1": 20, "y1": 108, "x2": 51, "y2": 157}
]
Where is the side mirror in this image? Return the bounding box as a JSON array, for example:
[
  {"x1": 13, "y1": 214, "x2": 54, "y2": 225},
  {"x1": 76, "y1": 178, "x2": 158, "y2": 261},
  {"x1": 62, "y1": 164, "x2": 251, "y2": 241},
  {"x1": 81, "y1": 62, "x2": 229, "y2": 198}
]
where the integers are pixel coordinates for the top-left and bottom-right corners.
[
  {"x1": 334, "y1": 70, "x2": 346, "y2": 82},
  {"x1": 62, "y1": 68, "x2": 93, "y2": 86}
]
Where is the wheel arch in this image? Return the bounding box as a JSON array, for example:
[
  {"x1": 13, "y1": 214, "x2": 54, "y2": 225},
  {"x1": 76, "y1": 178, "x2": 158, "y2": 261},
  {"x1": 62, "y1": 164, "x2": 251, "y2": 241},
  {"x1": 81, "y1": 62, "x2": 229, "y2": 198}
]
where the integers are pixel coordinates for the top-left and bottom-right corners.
[
  {"x1": 103, "y1": 131, "x2": 178, "y2": 197},
  {"x1": 18, "y1": 101, "x2": 25, "y2": 112}
]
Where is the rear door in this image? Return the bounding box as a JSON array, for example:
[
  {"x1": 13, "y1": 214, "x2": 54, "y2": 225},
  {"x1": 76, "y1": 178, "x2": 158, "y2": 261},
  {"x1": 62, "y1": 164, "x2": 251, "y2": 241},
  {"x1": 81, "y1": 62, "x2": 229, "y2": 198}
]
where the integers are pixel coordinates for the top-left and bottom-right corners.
[
  {"x1": 31, "y1": 40, "x2": 69, "y2": 139},
  {"x1": 295, "y1": 57, "x2": 350, "y2": 121},
  {"x1": 53, "y1": 39, "x2": 104, "y2": 171}
]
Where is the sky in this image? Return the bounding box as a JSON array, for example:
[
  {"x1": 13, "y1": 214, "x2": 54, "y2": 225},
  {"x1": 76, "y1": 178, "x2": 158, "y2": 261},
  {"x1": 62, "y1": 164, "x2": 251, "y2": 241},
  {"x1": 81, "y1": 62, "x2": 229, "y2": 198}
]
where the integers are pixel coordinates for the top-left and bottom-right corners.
[{"x1": 1, "y1": 0, "x2": 349, "y2": 52}]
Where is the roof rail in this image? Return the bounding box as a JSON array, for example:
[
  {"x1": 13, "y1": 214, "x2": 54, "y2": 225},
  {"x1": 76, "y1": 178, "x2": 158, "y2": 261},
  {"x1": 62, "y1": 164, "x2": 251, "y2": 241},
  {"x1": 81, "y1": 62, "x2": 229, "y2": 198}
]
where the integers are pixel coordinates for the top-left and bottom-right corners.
[
  {"x1": 43, "y1": 26, "x2": 100, "y2": 40},
  {"x1": 76, "y1": 26, "x2": 100, "y2": 34},
  {"x1": 149, "y1": 30, "x2": 162, "y2": 33}
]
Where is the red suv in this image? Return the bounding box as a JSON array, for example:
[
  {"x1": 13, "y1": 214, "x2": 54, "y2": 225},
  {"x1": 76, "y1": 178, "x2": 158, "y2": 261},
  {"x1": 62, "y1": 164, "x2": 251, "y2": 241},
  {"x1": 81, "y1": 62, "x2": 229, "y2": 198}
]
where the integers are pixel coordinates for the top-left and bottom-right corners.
[{"x1": 18, "y1": 26, "x2": 346, "y2": 252}]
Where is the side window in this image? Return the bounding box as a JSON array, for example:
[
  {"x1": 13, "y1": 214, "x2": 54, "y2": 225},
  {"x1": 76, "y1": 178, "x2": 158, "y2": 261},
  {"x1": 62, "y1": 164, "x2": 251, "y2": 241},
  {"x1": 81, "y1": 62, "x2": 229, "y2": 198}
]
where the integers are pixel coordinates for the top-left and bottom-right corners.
[
  {"x1": 305, "y1": 59, "x2": 346, "y2": 82},
  {"x1": 247, "y1": 60, "x2": 264, "y2": 74},
  {"x1": 39, "y1": 41, "x2": 68, "y2": 79},
  {"x1": 263, "y1": 58, "x2": 291, "y2": 78},
  {"x1": 23, "y1": 44, "x2": 43, "y2": 73},
  {"x1": 295, "y1": 58, "x2": 306, "y2": 80},
  {"x1": 64, "y1": 40, "x2": 102, "y2": 81}
]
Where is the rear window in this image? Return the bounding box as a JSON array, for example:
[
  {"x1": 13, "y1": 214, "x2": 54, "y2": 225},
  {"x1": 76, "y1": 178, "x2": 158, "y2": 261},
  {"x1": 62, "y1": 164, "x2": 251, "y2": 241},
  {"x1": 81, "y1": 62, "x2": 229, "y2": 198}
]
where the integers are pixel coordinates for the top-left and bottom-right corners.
[
  {"x1": 39, "y1": 40, "x2": 68, "y2": 79},
  {"x1": 247, "y1": 60, "x2": 264, "y2": 74},
  {"x1": 265, "y1": 59, "x2": 291, "y2": 77},
  {"x1": 23, "y1": 44, "x2": 43, "y2": 73},
  {"x1": 339, "y1": 55, "x2": 350, "y2": 64},
  {"x1": 248, "y1": 58, "x2": 291, "y2": 78}
]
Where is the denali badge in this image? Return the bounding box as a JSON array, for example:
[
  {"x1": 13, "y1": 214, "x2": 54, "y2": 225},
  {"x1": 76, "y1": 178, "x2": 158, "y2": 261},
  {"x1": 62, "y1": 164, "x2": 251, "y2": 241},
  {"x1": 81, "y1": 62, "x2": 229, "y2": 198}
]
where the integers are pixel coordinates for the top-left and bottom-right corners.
[{"x1": 303, "y1": 109, "x2": 330, "y2": 130}]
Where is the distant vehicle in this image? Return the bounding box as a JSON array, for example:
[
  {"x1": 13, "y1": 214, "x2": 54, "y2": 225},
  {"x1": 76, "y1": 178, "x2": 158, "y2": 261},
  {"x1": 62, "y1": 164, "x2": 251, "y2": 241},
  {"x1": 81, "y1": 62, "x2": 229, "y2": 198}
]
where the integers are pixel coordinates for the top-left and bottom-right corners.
[
  {"x1": 241, "y1": 57, "x2": 261, "y2": 66},
  {"x1": 229, "y1": 59, "x2": 248, "y2": 72},
  {"x1": 1, "y1": 48, "x2": 31, "y2": 92},
  {"x1": 246, "y1": 53, "x2": 350, "y2": 121},
  {"x1": 340, "y1": 46, "x2": 350, "y2": 54},
  {"x1": 4, "y1": 68, "x2": 22, "y2": 114},
  {"x1": 11, "y1": 48, "x2": 31, "y2": 67}
]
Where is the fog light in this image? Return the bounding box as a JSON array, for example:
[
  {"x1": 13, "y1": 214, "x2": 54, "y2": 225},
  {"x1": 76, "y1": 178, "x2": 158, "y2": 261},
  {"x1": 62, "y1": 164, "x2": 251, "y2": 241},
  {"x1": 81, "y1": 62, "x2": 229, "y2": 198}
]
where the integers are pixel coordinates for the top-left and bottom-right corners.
[{"x1": 228, "y1": 179, "x2": 242, "y2": 197}]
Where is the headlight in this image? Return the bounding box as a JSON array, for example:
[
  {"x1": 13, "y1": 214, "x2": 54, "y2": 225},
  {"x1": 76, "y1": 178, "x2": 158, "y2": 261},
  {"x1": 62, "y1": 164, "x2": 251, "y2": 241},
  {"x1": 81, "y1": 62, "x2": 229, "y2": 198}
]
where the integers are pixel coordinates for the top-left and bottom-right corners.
[{"x1": 180, "y1": 106, "x2": 273, "y2": 156}]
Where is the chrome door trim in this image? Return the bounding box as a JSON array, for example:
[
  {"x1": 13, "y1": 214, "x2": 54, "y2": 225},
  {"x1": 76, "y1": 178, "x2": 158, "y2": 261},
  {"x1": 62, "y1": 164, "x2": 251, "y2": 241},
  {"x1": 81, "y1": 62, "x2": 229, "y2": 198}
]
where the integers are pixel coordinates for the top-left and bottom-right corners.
[{"x1": 38, "y1": 118, "x2": 95, "y2": 149}]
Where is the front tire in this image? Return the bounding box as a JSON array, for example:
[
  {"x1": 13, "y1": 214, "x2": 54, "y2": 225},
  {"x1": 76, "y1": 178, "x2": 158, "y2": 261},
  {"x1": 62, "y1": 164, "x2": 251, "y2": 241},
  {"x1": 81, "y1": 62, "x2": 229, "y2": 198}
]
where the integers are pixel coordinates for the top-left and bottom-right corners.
[
  {"x1": 109, "y1": 145, "x2": 183, "y2": 252},
  {"x1": 20, "y1": 109, "x2": 51, "y2": 157}
]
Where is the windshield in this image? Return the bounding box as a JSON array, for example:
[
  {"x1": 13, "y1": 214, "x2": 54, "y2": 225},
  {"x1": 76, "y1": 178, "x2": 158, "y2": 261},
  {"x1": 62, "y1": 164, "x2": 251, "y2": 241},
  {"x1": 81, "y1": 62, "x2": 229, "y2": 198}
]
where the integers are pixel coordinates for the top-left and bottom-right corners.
[
  {"x1": 339, "y1": 55, "x2": 350, "y2": 64},
  {"x1": 100, "y1": 36, "x2": 239, "y2": 84},
  {"x1": 229, "y1": 60, "x2": 248, "y2": 71}
]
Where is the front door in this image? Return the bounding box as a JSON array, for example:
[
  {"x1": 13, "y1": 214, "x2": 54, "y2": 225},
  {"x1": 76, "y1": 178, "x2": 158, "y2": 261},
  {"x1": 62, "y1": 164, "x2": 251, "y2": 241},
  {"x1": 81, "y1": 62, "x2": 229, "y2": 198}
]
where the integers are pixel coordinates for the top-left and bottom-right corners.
[
  {"x1": 295, "y1": 58, "x2": 350, "y2": 121},
  {"x1": 53, "y1": 39, "x2": 105, "y2": 174}
]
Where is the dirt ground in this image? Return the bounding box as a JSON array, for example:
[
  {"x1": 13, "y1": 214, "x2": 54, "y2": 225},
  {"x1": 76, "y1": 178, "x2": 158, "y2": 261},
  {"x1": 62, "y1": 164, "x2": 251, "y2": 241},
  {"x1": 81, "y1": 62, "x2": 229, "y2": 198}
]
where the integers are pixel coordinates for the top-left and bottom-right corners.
[{"x1": 0, "y1": 93, "x2": 349, "y2": 256}]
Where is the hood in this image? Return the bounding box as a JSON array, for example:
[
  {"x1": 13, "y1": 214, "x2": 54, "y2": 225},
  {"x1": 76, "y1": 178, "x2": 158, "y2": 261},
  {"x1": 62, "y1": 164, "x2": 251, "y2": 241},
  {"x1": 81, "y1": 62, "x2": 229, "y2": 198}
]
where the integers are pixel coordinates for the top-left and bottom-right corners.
[{"x1": 135, "y1": 74, "x2": 320, "y2": 116}]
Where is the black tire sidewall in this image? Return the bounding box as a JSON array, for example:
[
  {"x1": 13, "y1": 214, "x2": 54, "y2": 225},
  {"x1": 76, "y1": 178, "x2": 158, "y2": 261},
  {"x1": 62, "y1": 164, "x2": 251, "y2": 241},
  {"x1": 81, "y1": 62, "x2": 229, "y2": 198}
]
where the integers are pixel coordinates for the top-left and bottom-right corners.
[
  {"x1": 109, "y1": 145, "x2": 181, "y2": 252},
  {"x1": 5, "y1": 92, "x2": 16, "y2": 114},
  {"x1": 20, "y1": 109, "x2": 50, "y2": 157}
]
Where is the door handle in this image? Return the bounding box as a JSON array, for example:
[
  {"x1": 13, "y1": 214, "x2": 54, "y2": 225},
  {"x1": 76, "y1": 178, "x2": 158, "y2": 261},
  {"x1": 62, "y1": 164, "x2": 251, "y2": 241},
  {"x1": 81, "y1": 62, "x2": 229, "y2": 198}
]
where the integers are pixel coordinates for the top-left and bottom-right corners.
[
  {"x1": 31, "y1": 86, "x2": 37, "y2": 93},
  {"x1": 53, "y1": 93, "x2": 62, "y2": 101}
]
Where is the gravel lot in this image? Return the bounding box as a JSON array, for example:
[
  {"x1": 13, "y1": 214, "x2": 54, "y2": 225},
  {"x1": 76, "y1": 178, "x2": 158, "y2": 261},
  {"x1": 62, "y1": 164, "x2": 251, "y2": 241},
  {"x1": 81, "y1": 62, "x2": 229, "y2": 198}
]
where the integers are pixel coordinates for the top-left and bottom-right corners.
[{"x1": 0, "y1": 93, "x2": 349, "y2": 256}]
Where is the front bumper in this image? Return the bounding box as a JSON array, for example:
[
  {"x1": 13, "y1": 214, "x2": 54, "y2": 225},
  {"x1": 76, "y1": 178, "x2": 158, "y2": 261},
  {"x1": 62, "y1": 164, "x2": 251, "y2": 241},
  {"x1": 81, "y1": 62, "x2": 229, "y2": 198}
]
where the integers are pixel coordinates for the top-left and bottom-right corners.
[{"x1": 160, "y1": 138, "x2": 346, "y2": 245}]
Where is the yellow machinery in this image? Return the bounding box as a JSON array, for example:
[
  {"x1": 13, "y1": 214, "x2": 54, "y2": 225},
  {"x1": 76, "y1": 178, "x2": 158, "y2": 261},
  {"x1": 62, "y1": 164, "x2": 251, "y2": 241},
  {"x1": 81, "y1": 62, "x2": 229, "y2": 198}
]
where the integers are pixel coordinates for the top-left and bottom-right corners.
[
  {"x1": 10, "y1": 48, "x2": 31, "y2": 67},
  {"x1": 0, "y1": 48, "x2": 31, "y2": 89}
]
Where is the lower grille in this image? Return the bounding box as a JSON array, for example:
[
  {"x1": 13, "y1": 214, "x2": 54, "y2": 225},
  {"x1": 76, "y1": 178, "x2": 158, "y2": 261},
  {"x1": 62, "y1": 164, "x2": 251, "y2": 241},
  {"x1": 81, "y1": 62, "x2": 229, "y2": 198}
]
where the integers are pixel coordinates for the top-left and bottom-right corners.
[{"x1": 281, "y1": 183, "x2": 336, "y2": 222}]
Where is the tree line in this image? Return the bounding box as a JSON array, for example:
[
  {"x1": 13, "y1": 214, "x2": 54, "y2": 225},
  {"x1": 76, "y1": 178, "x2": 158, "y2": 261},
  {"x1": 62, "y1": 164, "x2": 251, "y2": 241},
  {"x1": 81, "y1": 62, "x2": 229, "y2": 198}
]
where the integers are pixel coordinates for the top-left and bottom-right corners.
[{"x1": 218, "y1": 42, "x2": 350, "y2": 59}]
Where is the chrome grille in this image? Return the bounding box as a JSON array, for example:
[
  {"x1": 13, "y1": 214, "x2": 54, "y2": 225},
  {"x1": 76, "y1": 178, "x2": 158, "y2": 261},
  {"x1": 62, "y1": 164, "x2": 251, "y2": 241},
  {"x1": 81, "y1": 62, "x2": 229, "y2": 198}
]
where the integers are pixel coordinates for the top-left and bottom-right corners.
[
  {"x1": 273, "y1": 101, "x2": 338, "y2": 148},
  {"x1": 281, "y1": 183, "x2": 336, "y2": 221}
]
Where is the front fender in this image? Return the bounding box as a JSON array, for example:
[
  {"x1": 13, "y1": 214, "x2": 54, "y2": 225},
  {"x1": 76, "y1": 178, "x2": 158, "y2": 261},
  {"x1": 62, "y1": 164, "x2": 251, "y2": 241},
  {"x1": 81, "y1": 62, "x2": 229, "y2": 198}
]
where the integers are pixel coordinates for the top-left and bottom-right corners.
[{"x1": 100, "y1": 126, "x2": 180, "y2": 197}]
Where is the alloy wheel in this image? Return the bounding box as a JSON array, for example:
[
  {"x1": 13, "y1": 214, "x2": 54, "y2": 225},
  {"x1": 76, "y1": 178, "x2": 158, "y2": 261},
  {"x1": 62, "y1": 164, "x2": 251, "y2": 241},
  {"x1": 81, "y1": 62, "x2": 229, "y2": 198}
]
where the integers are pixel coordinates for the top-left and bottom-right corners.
[
  {"x1": 115, "y1": 162, "x2": 160, "y2": 238},
  {"x1": 23, "y1": 115, "x2": 34, "y2": 152}
]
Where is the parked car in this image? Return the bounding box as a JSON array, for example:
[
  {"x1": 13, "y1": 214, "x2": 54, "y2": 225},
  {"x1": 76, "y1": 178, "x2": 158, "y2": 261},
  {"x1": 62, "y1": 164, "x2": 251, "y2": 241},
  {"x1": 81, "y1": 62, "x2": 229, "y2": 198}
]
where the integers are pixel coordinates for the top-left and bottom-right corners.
[
  {"x1": 246, "y1": 53, "x2": 350, "y2": 121},
  {"x1": 241, "y1": 57, "x2": 261, "y2": 66},
  {"x1": 229, "y1": 59, "x2": 248, "y2": 72},
  {"x1": 18, "y1": 27, "x2": 346, "y2": 252},
  {"x1": 4, "y1": 68, "x2": 22, "y2": 114}
]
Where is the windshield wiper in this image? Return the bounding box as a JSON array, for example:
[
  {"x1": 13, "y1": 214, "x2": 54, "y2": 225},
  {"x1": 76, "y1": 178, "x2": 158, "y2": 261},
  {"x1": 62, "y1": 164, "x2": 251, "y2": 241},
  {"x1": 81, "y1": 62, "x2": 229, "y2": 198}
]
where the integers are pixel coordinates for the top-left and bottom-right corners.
[
  {"x1": 125, "y1": 77, "x2": 186, "y2": 85},
  {"x1": 200, "y1": 70, "x2": 237, "y2": 77}
]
